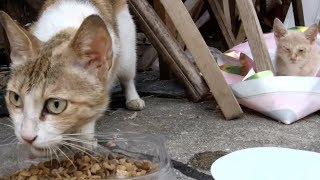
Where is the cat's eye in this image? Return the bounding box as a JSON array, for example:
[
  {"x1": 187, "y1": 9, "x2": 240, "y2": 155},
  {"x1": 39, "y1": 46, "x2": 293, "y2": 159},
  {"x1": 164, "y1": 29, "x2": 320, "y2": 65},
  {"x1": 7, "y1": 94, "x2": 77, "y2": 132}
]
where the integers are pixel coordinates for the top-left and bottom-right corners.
[
  {"x1": 46, "y1": 98, "x2": 67, "y2": 115},
  {"x1": 299, "y1": 49, "x2": 305, "y2": 53},
  {"x1": 8, "y1": 91, "x2": 22, "y2": 108}
]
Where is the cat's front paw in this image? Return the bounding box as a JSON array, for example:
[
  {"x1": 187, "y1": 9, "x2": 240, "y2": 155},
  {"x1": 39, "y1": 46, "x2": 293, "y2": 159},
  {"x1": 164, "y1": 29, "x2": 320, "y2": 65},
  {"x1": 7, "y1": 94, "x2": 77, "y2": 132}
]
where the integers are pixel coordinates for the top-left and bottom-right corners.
[{"x1": 126, "y1": 99, "x2": 145, "y2": 111}]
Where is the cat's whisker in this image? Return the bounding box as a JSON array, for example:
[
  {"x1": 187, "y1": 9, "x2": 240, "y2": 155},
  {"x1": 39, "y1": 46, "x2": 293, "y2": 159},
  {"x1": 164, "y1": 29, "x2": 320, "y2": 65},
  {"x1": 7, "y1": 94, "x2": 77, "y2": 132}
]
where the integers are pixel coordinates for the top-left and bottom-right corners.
[
  {"x1": 1, "y1": 135, "x2": 16, "y2": 143},
  {"x1": 61, "y1": 141, "x2": 98, "y2": 161},
  {"x1": 62, "y1": 141, "x2": 99, "y2": 156},
  {"x1": 47, "y1": 147, "x2": 54, "y2": 167},
  {"x1": 61, "y1": 141, "x2": 94, "y2": 154},
  {"x1": 61, "y1": 137, "x2": 96, "y2": 146},
  {"x1": 49, "y1": 147, "x2": 53, "y2": 164},
  {"x1": 45, "y1": 148, "x2": 48, "y2": 160},
  {"x1": 61, "y1": 144, "x2": 75, "y2": 154},
  {"x1": 0, "y1": 122, "x2": 14, "y2": 129},
  {"x1": 56, "y1": 146, "x2": 76, "y2": 169},
  {"x1": 9, "y1": 137, "x2": 18, "y2": 144},
  {"x1": 52, "y1": 147, "x2": 61, "y2": 166},
  {"x1": 62, "y1": 133, "x2": 94, "y2": 136}
]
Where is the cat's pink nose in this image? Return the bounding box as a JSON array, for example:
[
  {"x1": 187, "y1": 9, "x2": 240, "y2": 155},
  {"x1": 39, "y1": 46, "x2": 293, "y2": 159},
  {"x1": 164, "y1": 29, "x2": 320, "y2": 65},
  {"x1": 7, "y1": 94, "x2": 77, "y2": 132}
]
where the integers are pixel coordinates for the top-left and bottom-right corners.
[{"x1": 22, "y1": 135, "x2": 38, "y2": 145}]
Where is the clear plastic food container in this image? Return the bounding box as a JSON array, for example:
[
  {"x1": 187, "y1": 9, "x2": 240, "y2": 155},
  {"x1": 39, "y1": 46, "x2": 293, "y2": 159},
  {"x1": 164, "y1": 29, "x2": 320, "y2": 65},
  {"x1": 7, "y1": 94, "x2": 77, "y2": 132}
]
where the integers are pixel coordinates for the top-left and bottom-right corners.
[{"x1": 0, "y1": 132, "x2": 175, "y2": 180}]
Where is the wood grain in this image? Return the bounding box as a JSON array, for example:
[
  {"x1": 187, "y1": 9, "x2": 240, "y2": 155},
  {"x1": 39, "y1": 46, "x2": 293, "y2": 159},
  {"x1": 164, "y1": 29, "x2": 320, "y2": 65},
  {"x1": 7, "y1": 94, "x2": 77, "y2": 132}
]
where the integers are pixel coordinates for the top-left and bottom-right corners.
[
  {"x1": 207, "y1": 0, "x2": 236, "y2": 48},
  {"x1": 160, "y1": 0, "x2": 243, "y2": 119},
  {"x1": 292, "y1": 0, "x2": 305, "y2": 26},
  {"x1": 235, "y1": 0, "x2": 274, "y2": 72},
  {"x1": 129, "y1": 0, "x2": 209, "y2": 102}
]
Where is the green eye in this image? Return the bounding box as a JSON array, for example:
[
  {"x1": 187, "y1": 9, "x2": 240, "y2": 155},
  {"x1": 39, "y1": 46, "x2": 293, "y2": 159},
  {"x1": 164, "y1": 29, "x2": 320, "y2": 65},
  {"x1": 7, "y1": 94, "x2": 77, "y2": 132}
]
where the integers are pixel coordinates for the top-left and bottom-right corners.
[
  {"x1": 46, "y1": 98, "x2": 67, "y2": 114},
  {"x1": 9, "y1": 91, "x2": 22, "y2": 108}
]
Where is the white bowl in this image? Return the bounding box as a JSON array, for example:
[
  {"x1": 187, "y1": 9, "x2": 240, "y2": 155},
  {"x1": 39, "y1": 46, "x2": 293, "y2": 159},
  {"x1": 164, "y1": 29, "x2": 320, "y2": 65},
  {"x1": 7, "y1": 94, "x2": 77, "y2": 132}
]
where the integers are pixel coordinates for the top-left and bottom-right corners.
[{"x1": 211, "y1": 147, "x2": 320, "y2": 180}]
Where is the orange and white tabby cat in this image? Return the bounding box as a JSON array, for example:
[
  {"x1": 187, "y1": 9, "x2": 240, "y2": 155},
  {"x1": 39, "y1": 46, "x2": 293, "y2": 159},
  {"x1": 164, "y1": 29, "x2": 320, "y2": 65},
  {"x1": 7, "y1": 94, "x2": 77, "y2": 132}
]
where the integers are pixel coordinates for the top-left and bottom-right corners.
[
  {"x1": 273, "y1": 18, "x2": 320, "y2": 76},
  {"x1": 0, "y1": 0, "x2": 145, "y2": 156}
]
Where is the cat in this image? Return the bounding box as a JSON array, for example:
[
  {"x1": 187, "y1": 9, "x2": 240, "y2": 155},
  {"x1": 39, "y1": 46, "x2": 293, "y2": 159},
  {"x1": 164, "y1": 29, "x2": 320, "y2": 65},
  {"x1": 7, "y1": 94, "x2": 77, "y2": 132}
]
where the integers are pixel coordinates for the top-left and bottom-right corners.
[
  {"x1": 0, "y1": 0, "x2": 145, "y2": 156},
  {"x1": 273, "y1": 18, "x2": 320, "y2": 76}
]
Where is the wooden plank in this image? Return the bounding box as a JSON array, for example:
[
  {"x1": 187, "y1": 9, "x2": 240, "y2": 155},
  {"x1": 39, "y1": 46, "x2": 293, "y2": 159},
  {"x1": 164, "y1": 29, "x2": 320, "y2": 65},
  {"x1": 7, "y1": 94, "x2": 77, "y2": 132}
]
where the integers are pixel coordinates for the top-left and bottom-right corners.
[
  {"x1": 185, "y1": 0, "x2": 205, "y2": 21},
  {"x1": 138, "y1": 0, "x2": 205, "y2": 71},
  {"x1": 282, "y1": 0, "x2": 292, "y2": 22},
  {"x1": 235, "y1": 0, "x2": 274, "y2": 72},
  {"x1": 129, "y1": 0, "x2": 209, "y2": 102},
  {"x1": 292, "y1": 0, "x2": 305, "y2": 26},
  {"x1": 207, "y1": 0, "x2": 236, "y2": 48},
  {"x1": 137, "y1": 46, "x2": 158, "y2": 71},
  {"x1": 228, "y1": 0, "x2": 237, "y2": 34},
  {"x1": 196, "y1": 10, "x2": 210, "y2": 29},
  {"x1": 223, "y1": 0, "x2": 232, "y2": 30},
  {"x1": 160, "y1": 0, "x2": 243, "y2": 119},
  {"x1": 153, "y1": 0, "x2": 173, "y2": 80},
  {"x1": 235, "y1": 23, "x2": 246, "y2": 44}
]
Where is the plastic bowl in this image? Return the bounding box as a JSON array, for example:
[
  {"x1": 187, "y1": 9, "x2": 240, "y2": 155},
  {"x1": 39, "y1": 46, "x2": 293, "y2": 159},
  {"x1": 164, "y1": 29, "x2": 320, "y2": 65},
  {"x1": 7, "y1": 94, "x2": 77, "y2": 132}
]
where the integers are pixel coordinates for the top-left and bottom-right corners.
[{"x1": 0, "y1": 132, "x2": 175, "y2": 180}]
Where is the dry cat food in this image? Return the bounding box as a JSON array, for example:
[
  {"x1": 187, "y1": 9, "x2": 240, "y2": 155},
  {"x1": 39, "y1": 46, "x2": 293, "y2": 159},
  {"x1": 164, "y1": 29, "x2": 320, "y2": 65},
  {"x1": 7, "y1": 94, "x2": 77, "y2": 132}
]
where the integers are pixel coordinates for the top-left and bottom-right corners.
[{"x1": 2, "y1": 152, "x2": 158, "y2": 179}]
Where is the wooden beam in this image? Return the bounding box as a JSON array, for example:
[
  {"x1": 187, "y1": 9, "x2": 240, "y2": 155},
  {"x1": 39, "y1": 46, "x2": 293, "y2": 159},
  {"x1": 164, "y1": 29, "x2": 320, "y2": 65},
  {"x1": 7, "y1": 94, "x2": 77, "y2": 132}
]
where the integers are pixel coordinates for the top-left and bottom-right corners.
[
  {"x1": 138, "y1": 0, "x2": 205, "y2": 71},
  {"x1": 153, "y1": 0, "x2": 173, "y2": 80},
  {"x1": 292, "y1": 0, "x2": 305, "y2": 26},
  {"x1": 196, "y1": 10, "x2": 210, "y2": 29},
  {"x1": 235, "y1": 23, "x2": 246, "y2": 44},
  {"x1": 235, "y1": 0, "x2": 274, "y2": 72},
  {"x1": 223, "y1": 0, "x2": 232, "y2": 30},
  {"x1": 185, "y1": 0, "x2": 205, "y2": 21},
  {"x1": 129, "y1": 0, "x2": 209, "y2": 102},
  {"x1": 160, "y1": 0, "x2": 243, "y2": 119},
  {"x1": 137, "y1": 46, "x2": 158, "y2": 71},
  {"x1": 207, "y1": 0, "x2": 236, "y2": 48}
]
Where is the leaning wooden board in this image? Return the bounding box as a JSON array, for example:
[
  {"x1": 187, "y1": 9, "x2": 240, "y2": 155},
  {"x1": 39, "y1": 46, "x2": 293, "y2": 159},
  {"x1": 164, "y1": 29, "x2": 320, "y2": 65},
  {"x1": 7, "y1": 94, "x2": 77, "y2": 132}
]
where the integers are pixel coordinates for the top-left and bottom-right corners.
[
  {"x1": 129, "y1": 0, "x2": 209, "y2": 102},
  {"x1": 235, "y1": 0, "x2": 274, "y2": 72},
  {"x1": 159, "y1": 0, "x2": 243, "y2": 119}
]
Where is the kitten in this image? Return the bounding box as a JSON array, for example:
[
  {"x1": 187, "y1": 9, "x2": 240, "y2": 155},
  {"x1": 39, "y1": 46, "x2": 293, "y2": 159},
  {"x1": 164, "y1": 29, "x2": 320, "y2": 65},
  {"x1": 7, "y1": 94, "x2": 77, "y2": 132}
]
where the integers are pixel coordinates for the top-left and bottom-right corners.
[
  {"x1": 0, "y1": 0, "x2": 145, "y2": 156},
  {"x1": 273, "y1": 18, "x2": 320, "y2": 76}
]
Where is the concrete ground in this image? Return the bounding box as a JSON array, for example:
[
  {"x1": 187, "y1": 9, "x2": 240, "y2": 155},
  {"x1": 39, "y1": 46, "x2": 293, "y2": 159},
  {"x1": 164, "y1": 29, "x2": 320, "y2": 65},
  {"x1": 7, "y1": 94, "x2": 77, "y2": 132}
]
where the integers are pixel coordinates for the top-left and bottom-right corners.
[{"x1": 1, "y1": 96, "x2": 320, "y2": 179}]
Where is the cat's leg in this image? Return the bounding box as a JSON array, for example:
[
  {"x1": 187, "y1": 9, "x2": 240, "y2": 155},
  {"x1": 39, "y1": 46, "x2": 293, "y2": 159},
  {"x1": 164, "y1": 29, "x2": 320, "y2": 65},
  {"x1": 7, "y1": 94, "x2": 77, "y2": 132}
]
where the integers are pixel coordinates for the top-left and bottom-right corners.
[
  {"x1": 117, "y1": 8, "x2": 145, "y2": 111},
  {"x1": 118, "y1": 67, "x2": 145, "y2": 111}
]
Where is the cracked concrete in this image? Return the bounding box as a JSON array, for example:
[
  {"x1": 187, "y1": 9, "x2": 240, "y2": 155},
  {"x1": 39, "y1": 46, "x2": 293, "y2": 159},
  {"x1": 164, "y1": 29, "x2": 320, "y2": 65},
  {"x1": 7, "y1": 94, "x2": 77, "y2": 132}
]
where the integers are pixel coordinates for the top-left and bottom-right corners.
[{"x1": 2, "y1": 96, "x2": 320, "y2": 179}]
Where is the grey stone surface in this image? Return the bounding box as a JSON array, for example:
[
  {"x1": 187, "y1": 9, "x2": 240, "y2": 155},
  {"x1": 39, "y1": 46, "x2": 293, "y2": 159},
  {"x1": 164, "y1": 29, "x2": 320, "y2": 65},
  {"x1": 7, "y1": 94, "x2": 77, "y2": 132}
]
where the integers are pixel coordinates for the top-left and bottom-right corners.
[{"x1": 1, "y1": 97, "x2": 320, "y2": 179}]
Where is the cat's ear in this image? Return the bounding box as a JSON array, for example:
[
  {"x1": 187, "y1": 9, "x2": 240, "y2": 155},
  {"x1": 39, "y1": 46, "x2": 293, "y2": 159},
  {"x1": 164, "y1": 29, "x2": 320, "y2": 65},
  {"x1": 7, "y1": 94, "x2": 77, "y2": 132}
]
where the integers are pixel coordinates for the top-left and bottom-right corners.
[
  {"x1": 273, "y1": 18, "x2": 287, "y2": 40},
  {"x1": 304, "y1": 24, "x2": 318, "y2": 43},
  {"x1": 0, "y1": 11, "x2": 41, "y2": 66},
  {"x1": 71, "y1": 15, "x2": 112, "y2": 80}
]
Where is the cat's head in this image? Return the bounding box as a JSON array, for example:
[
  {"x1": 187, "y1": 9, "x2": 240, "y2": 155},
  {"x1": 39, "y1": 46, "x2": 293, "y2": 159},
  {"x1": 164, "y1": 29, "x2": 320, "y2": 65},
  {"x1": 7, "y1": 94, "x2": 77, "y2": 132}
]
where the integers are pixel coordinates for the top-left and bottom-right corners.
[
  {"x1": 273, "y1": 18, "x2": 318, "y2": 66},
  {"x1": 0, "y1": 11, "x2": 112, "y2": 155}
]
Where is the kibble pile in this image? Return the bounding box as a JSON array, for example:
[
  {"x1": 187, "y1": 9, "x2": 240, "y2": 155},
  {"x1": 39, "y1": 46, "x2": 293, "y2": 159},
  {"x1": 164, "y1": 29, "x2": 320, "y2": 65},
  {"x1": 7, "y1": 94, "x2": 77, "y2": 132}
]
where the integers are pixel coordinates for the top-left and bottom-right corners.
[{"x1": 2, "y1": 152, "x2": 158, "y2": 180}]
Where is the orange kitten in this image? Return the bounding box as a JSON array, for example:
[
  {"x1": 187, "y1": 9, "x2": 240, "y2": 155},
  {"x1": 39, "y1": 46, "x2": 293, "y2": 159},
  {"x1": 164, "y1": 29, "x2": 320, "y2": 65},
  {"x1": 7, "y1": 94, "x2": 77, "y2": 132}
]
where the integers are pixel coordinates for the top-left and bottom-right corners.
[{"x1": 273, "y1": 18, "x2": 320, "y2": 76}]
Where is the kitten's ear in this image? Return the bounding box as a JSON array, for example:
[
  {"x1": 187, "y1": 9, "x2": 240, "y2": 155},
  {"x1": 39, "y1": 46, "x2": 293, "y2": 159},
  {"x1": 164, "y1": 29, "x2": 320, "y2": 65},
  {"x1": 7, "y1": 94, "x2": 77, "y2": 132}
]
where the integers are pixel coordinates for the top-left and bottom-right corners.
[
  {"x1": 304, "y1": 24, "x2": 318, "y2": 43},
  {"x1": 273, "y1": 18, "x2": 287, "y2": 40},
  {"x1": 71, "y1": 15, "x2": 112, "y2": 80},
  {"x1": 0, "y1": 11, "x2": 40, "y2": 66}
]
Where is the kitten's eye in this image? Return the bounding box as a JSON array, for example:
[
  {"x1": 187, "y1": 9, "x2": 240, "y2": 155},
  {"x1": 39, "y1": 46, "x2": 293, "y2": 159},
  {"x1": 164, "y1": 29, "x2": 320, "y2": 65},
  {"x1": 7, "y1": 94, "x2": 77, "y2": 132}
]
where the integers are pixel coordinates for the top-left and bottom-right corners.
[
  {"x1": 46, "y1": 98, "x2": 67, "y2": 114},
  {"x1": 8, "y1": 91, "x2": 22, "y2": 108},
  {"x1": 285, "y1": 48, "x2": 290, "y2": 51}
]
